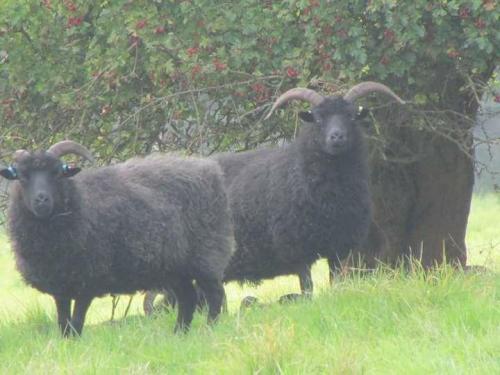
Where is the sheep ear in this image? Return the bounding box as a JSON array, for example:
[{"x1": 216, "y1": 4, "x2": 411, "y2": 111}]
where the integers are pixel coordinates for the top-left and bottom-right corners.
[
  {"x1": 0, "y1": 166, "x2": 19, "y2": 180},
  {"x1": 356, "y1": 106, "x2": 369, "y2": 119},
  {"x1": 299, "y1": 111, "x2": 315, "y2": 123},
  {"x1": 61, "y1": 164, "x2": 81, "y2": 178}
]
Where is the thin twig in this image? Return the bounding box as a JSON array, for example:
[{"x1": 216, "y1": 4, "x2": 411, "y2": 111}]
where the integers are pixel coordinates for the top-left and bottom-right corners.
[
  {"x1": 122, "y1": 295, "x2": 134, "y2": 319},
  {"x1": 110, "y1": 295, "x2": 120, "y2": 321}
]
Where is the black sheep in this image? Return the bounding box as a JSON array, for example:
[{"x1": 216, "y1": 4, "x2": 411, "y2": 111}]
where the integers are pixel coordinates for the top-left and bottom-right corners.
[
  {"x1": 144, "y1": 82, "x2": 404, "y2": 310},
  {"x1": 0, "y1": 141, "x2": 234, "y2": 336}
]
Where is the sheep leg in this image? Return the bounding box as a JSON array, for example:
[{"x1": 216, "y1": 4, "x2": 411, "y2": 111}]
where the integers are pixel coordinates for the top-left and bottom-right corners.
[
  {"x1": 54, "y1": 296, "x2": 71, "y2": 336},
  {"x1": 70, "y1": 296, "x2": 93, "y2": 336},
  {"x1": 171, "y1": 279, "x2": 197, "y2": 333},
  {"x1": 277, "y1": 264, "x2": 314, "y2": 304},
  {"x1": 298, "y1": 264, "x2": 313, "y2": 297},
  {"x1": 196, "y1": 277, "x2": 225, "y2": 325},
  {"x1": 143, "y1": 291, "x2": 158, "y2": 316}
]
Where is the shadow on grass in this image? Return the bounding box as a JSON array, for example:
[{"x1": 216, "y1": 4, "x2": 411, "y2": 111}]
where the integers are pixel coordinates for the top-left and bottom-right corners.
[
  {"x1": 1, "y1": 260, "x2": 498, "y2": 342},
  {"x1": 0, "y1": 301, "x2": 181, "y2": 342}
]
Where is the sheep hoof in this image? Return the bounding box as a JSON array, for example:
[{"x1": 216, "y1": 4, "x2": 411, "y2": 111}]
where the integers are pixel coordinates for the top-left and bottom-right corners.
[
  {"x1": 240, "y1": 296, "x2": 259, "y2": 310},
  {"x1": 278, "y1": 293, "x2": 303, "y2": 304}
]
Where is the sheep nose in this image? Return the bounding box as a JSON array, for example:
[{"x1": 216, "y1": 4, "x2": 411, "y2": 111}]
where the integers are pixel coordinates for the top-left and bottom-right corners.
[
  {"x1": 35, "y1": 193, "x2": 50, "y2": 205},
  {"x1": 329, "y1": 131, "x2": 345, "y2": 142}
]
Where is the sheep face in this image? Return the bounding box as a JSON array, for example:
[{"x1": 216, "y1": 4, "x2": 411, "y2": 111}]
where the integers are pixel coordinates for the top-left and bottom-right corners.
[
  {"x1": 0, "y1": 152, "x2": 81, "y2": 219},
  {"x1": 299, "y1": 97, "x2": 368, "y2": 156}
]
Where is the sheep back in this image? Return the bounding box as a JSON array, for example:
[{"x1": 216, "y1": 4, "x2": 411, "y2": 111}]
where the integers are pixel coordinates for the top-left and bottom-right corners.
[{"x1": 215, "y1": 142, "x2": 371, "y2": 283}]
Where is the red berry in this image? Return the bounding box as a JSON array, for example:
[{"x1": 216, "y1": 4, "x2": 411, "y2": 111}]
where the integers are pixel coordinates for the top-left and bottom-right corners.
[
  {"x1": 251, "y1": 83, "x2": 265, "y2": 94},
  {"x1": 474, "y1": 18, "x2": 486, "y2": 29},
  {"x1": 447, "y1": 49, "x2": 460, "y2": 58},
  {"x1": 286, "y1": 67, "x2": 299, "y2": 78},
  {"x1": 213, "y1": 59, "x2": 227, "y2": 71},
  {"x1": 67, "y1": 16, "x2": 83, "y2": 28},
  {"x1": 154, "y1": 26, "x2": 166, "y2": 34},
  {"x1": 136, "y1": 19, "x2": 148, "y2": 29},
  {"x1": 63, "y1": 0, "x2": 77, "y2": 12},
  {"x1": 383, "y1": 29, "x2": 395, "y2": 42},
  {"x1": 191, "y1": 64, "x2": 202, "y2": 78},
  {"x1": 458, "y1": 7, "x2": 470, "y2": 19},
  {"x1": 494, "y1": 95, "x2": 500, "y2": 103},
  {"x1": 187, "y1": 47, "x2": 199, "y2": 57}
]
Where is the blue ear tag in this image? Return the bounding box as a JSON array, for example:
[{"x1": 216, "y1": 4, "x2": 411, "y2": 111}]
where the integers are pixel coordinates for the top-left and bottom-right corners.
[{"x1": 8, "y1": 166, "x2": 17, "y2": 178}]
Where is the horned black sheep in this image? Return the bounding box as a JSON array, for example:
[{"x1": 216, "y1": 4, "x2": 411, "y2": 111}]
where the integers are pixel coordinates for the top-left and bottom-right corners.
[
  {"x1": 219, "y1": 82, "x2": 405, "y2": 288},
  {"x1": 144, "y1": 82, "x2": 404, "y2": 311},
  {"x1": 0, "y1": 141, "x2": 234, "y2": 336}
]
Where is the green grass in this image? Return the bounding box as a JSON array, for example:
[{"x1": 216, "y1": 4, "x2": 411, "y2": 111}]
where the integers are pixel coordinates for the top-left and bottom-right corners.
[
  {"x1": 466, "y1": 194, "x2": 500, "y2": 267},
  {"x1": 0, "y1": 195, "x2": 499, "y2": 374}
]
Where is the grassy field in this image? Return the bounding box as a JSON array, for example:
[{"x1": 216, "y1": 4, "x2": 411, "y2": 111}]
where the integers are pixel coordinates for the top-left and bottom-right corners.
[{"x1": 0, "y1": 195, "x2": 499, "y2": 374}]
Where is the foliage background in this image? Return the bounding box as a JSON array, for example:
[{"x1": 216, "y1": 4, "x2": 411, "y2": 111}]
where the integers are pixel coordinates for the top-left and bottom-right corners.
[
  {"x1": 1, "y1": 0, "x2": 498, "y2": 159},
  {"x1": 0, "y1": 1, "x2": 499, "y2": 260}
]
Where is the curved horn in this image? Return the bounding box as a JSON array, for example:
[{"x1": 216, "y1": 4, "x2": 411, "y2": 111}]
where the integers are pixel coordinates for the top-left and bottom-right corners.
[
  {"x1": 13, "y1": 150, "x2": 30, "y2": 162},
  {"x1": 47, "y1": 140, "x2": 94, "y2": 163},
  {"x1": 343, "y1": 81, "x2": 405, "y2": 104},
  {"x1": 265, "y1": 88, "x2": 324, "y2": 120}
]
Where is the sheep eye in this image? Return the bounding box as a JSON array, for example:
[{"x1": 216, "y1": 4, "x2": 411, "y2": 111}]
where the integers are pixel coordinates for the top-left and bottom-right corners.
[{"x1": 356, "y1": 107, "x2": 369, "y2": 120}]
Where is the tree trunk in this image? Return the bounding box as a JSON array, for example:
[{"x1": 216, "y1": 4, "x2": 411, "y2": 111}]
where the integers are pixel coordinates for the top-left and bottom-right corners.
[
  {"x1": 365, "y1": 131, "x2": 473, "y2": 267},
  {"x1": 359, "y1": 84, "x2": 478, "y2": 267},
  {"x1": 353, "y1": 59, "x2": 500, "y2": 269}
]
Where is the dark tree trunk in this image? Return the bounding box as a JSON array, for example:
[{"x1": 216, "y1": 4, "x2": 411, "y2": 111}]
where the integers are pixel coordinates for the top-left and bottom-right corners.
[
  {"x1": 365, "y1": 131, "x2": 473, "y2": 267},
  {"x1": 357, "y1": 71, "x2": 488, "y2": 268},
  {"x1": 405, "y1": 136, "x2": 473, "y2": 266}
]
